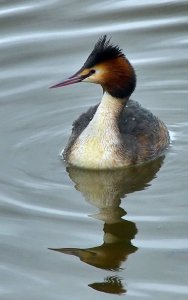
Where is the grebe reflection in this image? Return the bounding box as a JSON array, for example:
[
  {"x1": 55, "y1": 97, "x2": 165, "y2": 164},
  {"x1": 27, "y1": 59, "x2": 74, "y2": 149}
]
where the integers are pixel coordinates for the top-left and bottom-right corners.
[{"x1": 49, "y1": 157, "x2": 164, "y2": 295}]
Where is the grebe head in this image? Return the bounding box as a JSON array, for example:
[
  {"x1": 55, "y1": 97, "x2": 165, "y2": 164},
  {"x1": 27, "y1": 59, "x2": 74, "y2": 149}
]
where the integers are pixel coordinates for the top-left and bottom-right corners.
[{"x1": 50, "y1": 35, "x2": 136, "y2": 99}]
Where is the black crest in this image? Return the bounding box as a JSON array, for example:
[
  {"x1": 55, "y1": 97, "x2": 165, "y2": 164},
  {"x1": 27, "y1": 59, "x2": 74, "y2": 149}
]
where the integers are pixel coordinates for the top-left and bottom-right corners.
[{"x1": 83, "y1": 35, "x2": 125, "y2": 68}]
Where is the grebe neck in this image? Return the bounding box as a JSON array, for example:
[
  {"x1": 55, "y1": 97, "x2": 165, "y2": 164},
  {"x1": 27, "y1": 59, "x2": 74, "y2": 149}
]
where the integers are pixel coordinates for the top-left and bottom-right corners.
[
  {"x1": 68, "y1": 92, "x2": 129, "y2": 169},
  {"x1": 93, "y1": 92, "x2": 128, "y2": 124}
]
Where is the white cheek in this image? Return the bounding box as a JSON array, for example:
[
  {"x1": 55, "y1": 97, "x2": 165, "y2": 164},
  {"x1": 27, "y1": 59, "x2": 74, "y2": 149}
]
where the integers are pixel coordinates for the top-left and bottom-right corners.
[
  {"x1": 82, "y1": 77, "x2": 92, "y2": 82},
  {"x1": 83, "y1": 69, "x2": 103, "y2": 83}
]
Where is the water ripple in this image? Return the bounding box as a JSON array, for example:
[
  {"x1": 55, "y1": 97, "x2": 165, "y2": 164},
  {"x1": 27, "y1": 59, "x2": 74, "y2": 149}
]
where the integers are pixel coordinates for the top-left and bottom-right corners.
[
  {"x1": 1, "y1": 193, "x2": 85, "y2": 218},
  {"x1": 136, "y1": 239, "x2": 188, "y2": 250},
  {"x1": 0, "y1": 16, "x2": 187, "y2": 47},
  {"x1": 86, "y1": 0, "x2": 186, "y2": 12},
  {"x1": 0, "y1": 0, "x2": 58, "y2": 17},
  {"x1": 134, "y1": 282, "x2": 188, "y2": 295}
]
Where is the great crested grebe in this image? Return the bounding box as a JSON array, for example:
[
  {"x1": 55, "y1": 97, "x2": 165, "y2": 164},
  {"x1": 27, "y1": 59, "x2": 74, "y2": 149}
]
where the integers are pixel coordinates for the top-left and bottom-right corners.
[{"x1": 50, "y1": 35, "x2": 170, "y2": 169}]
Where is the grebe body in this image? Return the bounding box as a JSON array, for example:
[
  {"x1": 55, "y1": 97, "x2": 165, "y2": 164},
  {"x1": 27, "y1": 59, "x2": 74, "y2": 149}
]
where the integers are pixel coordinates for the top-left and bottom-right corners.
[{"x1": 51, "y1": 36, "x2": 169, "y2": 169}]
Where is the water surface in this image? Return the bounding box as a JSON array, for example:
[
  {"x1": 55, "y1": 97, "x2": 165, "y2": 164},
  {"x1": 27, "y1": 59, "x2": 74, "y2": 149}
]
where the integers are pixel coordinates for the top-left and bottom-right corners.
[{"x1": 0, "y1": 0, "x2": 188, "y2": 299}]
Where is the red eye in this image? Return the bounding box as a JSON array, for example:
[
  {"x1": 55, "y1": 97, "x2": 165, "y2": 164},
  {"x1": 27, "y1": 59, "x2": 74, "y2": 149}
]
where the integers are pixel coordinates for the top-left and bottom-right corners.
[{"x1": 90, "y1": 69, "x2": 96, "y2": 75}]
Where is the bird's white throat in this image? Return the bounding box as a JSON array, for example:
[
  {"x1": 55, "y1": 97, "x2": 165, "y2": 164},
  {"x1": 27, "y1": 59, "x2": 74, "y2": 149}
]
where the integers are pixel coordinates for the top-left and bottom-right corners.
[{"x1": 68, "y1": 92, "x2": 127, "y2": 169}]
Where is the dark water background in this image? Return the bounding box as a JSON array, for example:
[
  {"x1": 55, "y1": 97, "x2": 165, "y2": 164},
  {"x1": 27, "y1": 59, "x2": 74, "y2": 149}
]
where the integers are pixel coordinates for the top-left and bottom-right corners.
[{"x1": 0, "y1": 0, "x2": 188, "y2": 299}]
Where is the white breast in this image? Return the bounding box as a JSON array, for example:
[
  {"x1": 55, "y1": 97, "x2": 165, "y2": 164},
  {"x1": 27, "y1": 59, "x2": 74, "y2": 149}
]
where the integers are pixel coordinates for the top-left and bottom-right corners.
[{"x1": 67, "y1": 93, "x2": 127, "y2": 169}]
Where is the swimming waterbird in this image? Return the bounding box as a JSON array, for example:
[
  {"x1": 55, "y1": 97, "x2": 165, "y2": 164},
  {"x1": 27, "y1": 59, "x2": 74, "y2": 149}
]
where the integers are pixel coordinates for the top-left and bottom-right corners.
[{"x1": 50, "y1": 36, "x2": 169, "y2": 169}]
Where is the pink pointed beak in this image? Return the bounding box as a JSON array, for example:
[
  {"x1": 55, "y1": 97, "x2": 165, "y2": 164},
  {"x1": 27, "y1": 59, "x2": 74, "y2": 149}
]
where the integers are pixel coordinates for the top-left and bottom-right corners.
[
  {"x1": 50, "y1": 74, "x2": 84, "y2": 88},
  {"x1": 50, "y1": 68, "x2": 95, "y2": 89}
]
